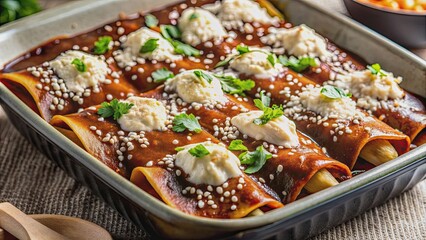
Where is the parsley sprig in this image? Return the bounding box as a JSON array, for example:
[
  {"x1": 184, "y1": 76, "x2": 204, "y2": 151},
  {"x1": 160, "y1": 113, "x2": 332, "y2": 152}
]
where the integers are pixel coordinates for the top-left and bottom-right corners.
[
  {"x1": 140, "y1": 38, "x2": 159, "y2": 53},
  {"x1": 71, "y1": 58, "x2": 87, "y2": 73},
  {"x1": 253, "y1": 91, "x2": 283, "y2": 125},
  {"x1": 367, "y1": 63, "x2": 387, "y2": 77},
  {"x1": 93, "y1": 36, "x2": 113, "y2": 55},
  {"x1": 145, "y1": 14, "x2": 158, "y2": 28},
  {"x1": 214, "y1": 75, "x2": 255, "y2": 96},
  {"x1": 172, "y1": 113, "x2": 202, "y2": 133},
  {"x1": 215, "y1": 45, "x2": 276, "y2": 69},
  {"x1": 194, "y1": 70, "x2": 213, "y2": 83},
  {"x1": 279, "y1": 56, "x2": 318, "y2": 72},
  {"x1": 188, "y1": 144, "x2": 210, "y2": 157},
  {"x1": 159, "y1": 24, "x2": 200, "y2": 57},
  {"x1": 239, "y1": 146, "x2": 272, "y2": 174},
  {"x1": 228, "y1": 140, "x2": 248, "y2": 151},
  {"x1": 151, "y1": 68, "x2": 174, "y2": 83},
  {"x1": 320, "y1": 85, "x2": 352, "y2": 99},
  {"x1": 97, "y1": 99, "x2": 134, "y2": 120}
]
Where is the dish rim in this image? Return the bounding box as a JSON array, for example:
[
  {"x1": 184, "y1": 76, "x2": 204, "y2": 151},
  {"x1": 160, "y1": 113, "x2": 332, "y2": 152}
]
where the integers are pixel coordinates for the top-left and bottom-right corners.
[
  {"x1": 349, "y1": 0, "x2": 426, "y2": 16},
  {"x1": 0, "y1": 0, "x2": 425, "y2": 232}
]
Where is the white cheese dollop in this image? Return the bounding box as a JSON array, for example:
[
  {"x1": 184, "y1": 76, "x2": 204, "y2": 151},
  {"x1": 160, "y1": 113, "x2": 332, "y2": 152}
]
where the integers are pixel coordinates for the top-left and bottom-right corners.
[
  {"x1": 218, "y1": 0, "x2": 278, "y2": 29},
  {"x1": 49, "y1": 50, "x2": 110, "y2": 93},
  {"x1": 164, "y1": 70, "x2": 227, "y2": 104},
  {"x1": 175, "y1": 142, "x2": 242, "y2": 186},
  {"x1": 231, "y1": 111, "x2": 299, "y2": 148},
  {"x1": 117, "y1": 96, "x2": 167, "y2": 132},
  {"x1": 262, "y1": 25, "x2": 332, "y2": 58},
  {"x1": 178, "y1": 7, "x2": 227, "y2": 46},
  {"x1": 123, "y1": 27, "x2": 182, "y2": 62},
  {"x1": 299, "y1": 85, "x2": 360, "y2": 119},
  {"x1": 334, "y1": 70, "x2": 404, "y2": 110},
  {"x1": 229, "y1": 49, "x2": 283, "y2": 78}
]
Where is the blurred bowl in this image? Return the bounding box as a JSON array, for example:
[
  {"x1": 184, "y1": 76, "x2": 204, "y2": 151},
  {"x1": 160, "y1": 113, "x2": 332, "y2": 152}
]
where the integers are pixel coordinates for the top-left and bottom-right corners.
[{"x1": 343, "y1": 0, "x2": 426, "y2": 48}]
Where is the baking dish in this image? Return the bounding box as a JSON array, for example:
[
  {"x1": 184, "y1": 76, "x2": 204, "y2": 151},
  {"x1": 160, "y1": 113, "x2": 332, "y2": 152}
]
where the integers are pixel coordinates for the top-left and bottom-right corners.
[{"x1": 0, "y1": 0, "x2": 425, "y2": 239}]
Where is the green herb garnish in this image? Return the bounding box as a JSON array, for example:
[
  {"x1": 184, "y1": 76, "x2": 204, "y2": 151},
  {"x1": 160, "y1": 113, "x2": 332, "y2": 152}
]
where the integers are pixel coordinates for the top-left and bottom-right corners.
[
  {"x1": 93, "y1": 36, "x2": 113, "y2": 55},
  {"x1": 194, "y1": 70, "x2": 213, "y2": 83},
  {"x1": 320, "y1": 85, "x2": 352, "y2": 99},
  {"x1": 367, "y1": 63, "x2": 387, "y2": 77},
  {"x1": 97, "y1": 99, "x2": 134, "y2": 120},
  {"x1": 236, "y1": 45, "x2": 250, "y2": 54},
  {"x1": 188, "y1": 144, "x2": 210, "y2": 158},
  {"x1": 0, "y1": 0, "x2": 41, "y2": 25},
  {"x1": 171, "y1": 40, "x2": 200, "y2": 56},
  {"x1": 214, "y1": 75, "x2": 255, "y2": 96},
  {"x1": 71, "y1": 58, "x2": 87, "y2": 73},
  {"x1": 145, "y1": 14, "x2": 158, "y2": 28},
  {"x1": 239, "y1": 145, "x2": 272, "y2": 174},
  {"x1": 228, "y1": 140, "x2": 248, "y2": 151},
  {"x1": 160, "y1": 24, "x2": 181, "y2": 39},
  {"x1": 189, "y1": 12, "x2": 199, "y2": 20},
  {"x1": 139, "y1": 38, "x2": 159, "y2": 54},
  {"x1": 267, "y1": 53, "x2": 277, "y2": 67},
  {"x1": 253, "y1": 91, "x2": 283, "y2": 125},
  {"x1": 279, "y1": 56, "x2": 318, "y2": 72},
  {"x1": 172, "y1": 113, "x2": 202, "y2": 133},
  {"x1": 175, "y1": 147, "x2": 185, "y2": 152},
  {"x1": 152, "y1": 68, "x2": 174, "y2": 83}
]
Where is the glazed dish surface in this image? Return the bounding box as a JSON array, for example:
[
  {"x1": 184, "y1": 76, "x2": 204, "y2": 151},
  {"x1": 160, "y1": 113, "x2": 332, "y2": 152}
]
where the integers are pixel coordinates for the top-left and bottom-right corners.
[{"x1": 1, "y1": 0, "x2": 425, "y2": 220}]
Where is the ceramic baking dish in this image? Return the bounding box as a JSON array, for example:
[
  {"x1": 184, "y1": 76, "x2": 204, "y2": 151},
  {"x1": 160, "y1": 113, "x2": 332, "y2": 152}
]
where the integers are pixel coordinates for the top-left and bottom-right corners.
[{"x1": 0, "y1": 0, "x2": 425, "y2": 239}]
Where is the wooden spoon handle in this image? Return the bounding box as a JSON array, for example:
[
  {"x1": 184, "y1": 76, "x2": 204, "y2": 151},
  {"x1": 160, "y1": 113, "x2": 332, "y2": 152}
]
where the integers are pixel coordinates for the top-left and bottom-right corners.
[{"x1": 0, "y1": 202, "x2": 69, "y2": 240}]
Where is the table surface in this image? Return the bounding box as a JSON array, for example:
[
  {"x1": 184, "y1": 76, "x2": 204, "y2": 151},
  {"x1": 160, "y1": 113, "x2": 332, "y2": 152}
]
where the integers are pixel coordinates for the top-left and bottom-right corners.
[{"x1": 0, "y1": 0, "x2": 425, "y2": 240}]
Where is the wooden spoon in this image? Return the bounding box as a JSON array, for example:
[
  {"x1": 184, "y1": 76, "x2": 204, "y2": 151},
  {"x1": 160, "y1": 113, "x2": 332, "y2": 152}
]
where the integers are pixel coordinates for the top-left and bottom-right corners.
[{"x1": 0, "y1": 202, "x2": 112, "y2": 240}]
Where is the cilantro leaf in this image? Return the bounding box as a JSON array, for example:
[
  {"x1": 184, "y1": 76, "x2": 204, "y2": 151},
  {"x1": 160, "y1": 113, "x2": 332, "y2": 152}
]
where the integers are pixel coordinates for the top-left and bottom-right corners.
[
  {"x1": 253, "y1": 91, "x2": 283, "y2": 125},
  {"x1": 175, "y1": 147, "x2": 185, "y2": 152},
  {"x1": 239, "y1": 146, "x2": 272, "y2": 174},
  {"x1": 267, "y1": 53, "x2": 277, "y2": 67},
  {"x1": 214, "y1": 56, "x2": 234, "y2": 68},
  {"x1": 194, "y1": 70, "x2": 213, "y2": 83},
  {"x1": 97, "y1": 99, "x2": 134, "y2": 120},
  {"x1": 189, "y1": 12, "x2": 199, "y2": 20},
  {"x1": 93, "y1": 36, "x2": 113, "y2": 55},
  {"x1": 254, "y1": 91, "x2": 271, "y2": 110},
  {"x1": 215, "y1": 75, "x2": 255, "y2": 96},
  {"x1": 188, "y1": 144, "x2": 210, "y2": 158},
  {"x1": 228, "y1": 140, "x2": 248, "y2": 151},
  {"x1": 160, "y1": 25, "x2": 181, "y2": 39},
  {"x1": 140, "y1": 38, "x2": 159, "y2": 53},
  {"x1": 145, "y1": 14, "x2": 158, "y2": 28},
  {"x1": 236, "y1": 45, "x2": 250, "y2": 54},
  {"x1": 367, "y1": 63, "x2": 387, "y2": 77},
  {"x1": 172, "y1": 40, "x2": 200, "y2": 56},
  {"x1": 71, "y1": 58, "x2": 87, "y2": 73},
  {"x1": 152, "y1": 68, "x2": 174, "y2": 83},
  {"x1": 172, "y1": 113, "x2": 202, "y2": 133},
  {"x1": 278, "y1": 55, "x2": 318, "y2": 72},
  {"x1": 320, "y1": 85, "x2": 352, "y2": 99}
]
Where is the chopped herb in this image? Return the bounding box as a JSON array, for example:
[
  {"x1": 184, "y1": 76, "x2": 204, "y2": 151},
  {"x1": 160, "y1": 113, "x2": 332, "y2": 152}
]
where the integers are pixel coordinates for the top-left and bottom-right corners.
[
  {"x1": 171, "y1": 40, "x2": 200, "y2": 56},
  {"x1": 71, "y1": 58, "x2": 87, "y2": 73},
  {"x1": 139, "y1": 38, "x2": 159, "y2": 53},
  {"x1": 160, "y1": 24, "x2": 181, "y2": 39},
  {"x1": 367, "y1": 63, "x2": 387, "y2": 77},
  {"x1": 188, "y1": 144, "x2": 210, "y2": 158},
  {"x1": 175, "y1": 147, "x2": 185, "y2": 152},
  {"x1": 320, "y1": 85, "x2": 352, "y2": 99},
  {"x1": 194, "y1": 70, "x2": 213, "y2": 83},
  {"x1": 253, "y1": 91, "x2": 283, "y2": 125},
  {"x1": 97, "y1": 99, "x2": 134, "y2": 120},
  {"x1": 228, "y1": 140, "x2": 248, "y2": 151},
  {"x1": 239, "y1": 145, "x2": 272, "y2": 174},
  {"x1": 152, "y1": 68, "x2": 174, "y2": 83},
  {"x1": 172, "y1": 113, "x2": 202, "y2": 133},
  {"x1": 145, "y1": 14, "x2": 159, "y2": 28},
  {"x1": 278, "y1": 55, "x2": 318, "y2": 72},
  {"x1": 189, "y1": 12, "x2": 199, "y2": 20},
  {"x1": 214, "y1": 56, "x2": 234, "y2": 68},
  {"x1": 214, "y1": 75, "x2": 255, "y2": 96},
  {"x1": 236, "y1": 45, "x2": 250, "y2": 54},
  {"x1": 267, "y1": 53, "x2": 277, "y2": 67},
  {"x1": 93, "y1": 36, "x2": 113, "y2": 55}
]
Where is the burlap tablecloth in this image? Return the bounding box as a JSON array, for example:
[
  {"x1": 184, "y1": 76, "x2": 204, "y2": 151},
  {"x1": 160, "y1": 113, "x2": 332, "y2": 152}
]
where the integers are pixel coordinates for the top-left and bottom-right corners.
[{"x1": 0, "y1": 0, "x2": 425, "y2": 239}]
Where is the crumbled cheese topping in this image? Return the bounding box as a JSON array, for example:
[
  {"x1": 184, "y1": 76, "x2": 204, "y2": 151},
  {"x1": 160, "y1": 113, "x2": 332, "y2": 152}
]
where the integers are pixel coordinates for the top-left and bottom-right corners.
[
  {"x1": 231, "y1": 110, "x2": 299, "y2": 148},
  {"x1": 178, "y1": 7, "x2": 227, "y2": 46},
  {"x1": 121, "y1": 27, "x2": 182, "y2": 62},
  {"x1": 49, "y1": 50, "x2": 110, "y2": 93},
  {"x1": 164, "y1": 70, "x2": 227, "y2": 104},
  {"x1": 262, "y1": 25, "x2": 332, "y2": 58},
  {"x1": 117, "y1": 96, "x2": 167, "y2": 132},
  {"x1": 334, "y1": 70, "x2": 404, "y2": 110},
  {"x1": 218, "y1": 0, "x2": 278, "y2": 29},
  {"x1": 297, "y1": 85, "x2": 360, "y2": 119},
  {"x1": 229, "y1": 49, "x2": 283, "y2": 78},
  {"x1": 175, "y1": 142, "x2": 242, "y2": 186}
]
